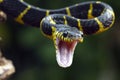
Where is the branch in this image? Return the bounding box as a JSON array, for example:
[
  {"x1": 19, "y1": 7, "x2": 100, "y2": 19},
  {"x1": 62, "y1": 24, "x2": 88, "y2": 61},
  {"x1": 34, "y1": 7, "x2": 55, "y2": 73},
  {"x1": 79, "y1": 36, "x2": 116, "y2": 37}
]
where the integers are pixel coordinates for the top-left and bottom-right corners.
[{"x1": 0, "y1": 51, "x2": 15, "y2": 80}]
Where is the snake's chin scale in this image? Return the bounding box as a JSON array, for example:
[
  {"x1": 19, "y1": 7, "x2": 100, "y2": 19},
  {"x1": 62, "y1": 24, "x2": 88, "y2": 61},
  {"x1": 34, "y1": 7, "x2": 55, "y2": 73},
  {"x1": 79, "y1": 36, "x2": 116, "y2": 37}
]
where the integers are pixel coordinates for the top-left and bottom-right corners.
[{"x1": 55, "y1": 38, "x2": 78, "y2": 68}]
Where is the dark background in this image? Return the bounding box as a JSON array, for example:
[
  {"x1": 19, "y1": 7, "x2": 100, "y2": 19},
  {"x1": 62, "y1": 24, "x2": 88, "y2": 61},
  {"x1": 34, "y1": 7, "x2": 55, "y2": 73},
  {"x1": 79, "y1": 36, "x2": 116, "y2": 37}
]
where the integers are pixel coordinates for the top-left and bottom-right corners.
[{"x1": 0, "y1": 0, "x2": 119, "y2": 80}]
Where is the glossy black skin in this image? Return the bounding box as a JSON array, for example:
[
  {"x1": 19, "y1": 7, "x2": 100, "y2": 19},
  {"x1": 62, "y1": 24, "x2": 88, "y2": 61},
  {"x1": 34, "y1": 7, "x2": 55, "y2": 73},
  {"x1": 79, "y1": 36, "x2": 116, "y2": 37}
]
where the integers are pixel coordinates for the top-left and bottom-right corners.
[{"x1": 0, "y1": 0, "x2": 114, "y2": 35}]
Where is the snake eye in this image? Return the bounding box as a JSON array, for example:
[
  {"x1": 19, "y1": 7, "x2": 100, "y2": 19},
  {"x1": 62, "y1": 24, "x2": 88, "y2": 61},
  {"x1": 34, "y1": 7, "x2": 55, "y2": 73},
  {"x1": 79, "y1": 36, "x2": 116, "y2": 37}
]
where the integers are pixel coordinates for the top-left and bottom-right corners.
[
  {"x1": 63, "y1": 32, "x2": 68, "y2": 37},
  {"x1": 81, "y1": 34, "x2": 84, "y2": 37}
]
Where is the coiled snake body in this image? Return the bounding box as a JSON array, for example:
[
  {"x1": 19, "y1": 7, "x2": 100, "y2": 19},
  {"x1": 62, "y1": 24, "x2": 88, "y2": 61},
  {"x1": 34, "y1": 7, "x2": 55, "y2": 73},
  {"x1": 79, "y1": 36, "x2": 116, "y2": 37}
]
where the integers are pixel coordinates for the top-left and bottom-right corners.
[{"x1": 0, "y1": 0, "x2": 115, "y2": 68}]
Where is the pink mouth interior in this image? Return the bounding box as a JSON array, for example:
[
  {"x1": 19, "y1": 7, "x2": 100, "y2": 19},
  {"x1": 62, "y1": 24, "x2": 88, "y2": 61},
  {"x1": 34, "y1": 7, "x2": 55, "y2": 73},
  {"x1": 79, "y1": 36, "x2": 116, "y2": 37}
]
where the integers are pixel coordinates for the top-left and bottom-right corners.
[{"x1": 56, "y1": 39, "x2": 78, "y2": 68}]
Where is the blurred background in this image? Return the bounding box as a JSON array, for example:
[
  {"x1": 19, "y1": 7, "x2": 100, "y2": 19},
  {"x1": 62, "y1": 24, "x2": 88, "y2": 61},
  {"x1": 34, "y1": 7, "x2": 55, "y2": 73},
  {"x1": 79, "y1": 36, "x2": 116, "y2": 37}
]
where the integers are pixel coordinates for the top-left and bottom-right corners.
[{"x1": 0, "y1": 0, "x2": 119, "y2": 80}]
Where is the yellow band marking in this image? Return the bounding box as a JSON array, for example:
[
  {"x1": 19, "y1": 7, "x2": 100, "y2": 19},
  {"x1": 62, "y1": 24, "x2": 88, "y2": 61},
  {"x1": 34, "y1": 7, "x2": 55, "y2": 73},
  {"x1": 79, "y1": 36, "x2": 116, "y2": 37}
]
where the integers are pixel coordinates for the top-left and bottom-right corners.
[
  {"x1": 57, "y1": 33, "x2": 62, "y2": 38},
  {"x1": 52, "y1": 31, "x2": 58, "y2": 49},
  {"x1": 46, "y1": 10, "x2": 50, "y2": 16},
  {"x1": 49, "y1": 16, "x2": 56, "y2": 24},
  {"x1": 95, "y1": 9, "x2": 115, "y2": 34},
  {"x1": 77, "y1": 19, "x2": 83, "y2": 31},
  {"x1": 15, "y1": 5, "x2": 31, "y2": 24},
  {"x1": 40, "y1": 18, "x2": 50, "y2": 38},
  {"x1": 66, "y1": 7, "x2": 71, "y2": 16},
  {"x1": 52, "y1": 26, "x2": 57, "y2": 34},
  {"x1": 63, "y1": 38, "x2": 67, "y2": 42},
  {"x1": 40, "y1": 16, "x2": 56, "y2": 39},
  {"x1": 61, "y1": 36, "x2": 64, "y2": 40},
  {"x1": 95, "y1": 18, "x2": 108, "y2": 34},
  {"x1": 0, "y1": 0, "x2": 3, "y2": 3},
  {"x1": 52, "y1": 27, "x2": 58, "y2": 50},
  {"x1": 88, "y1": 3, "x2": 94, "y2": 19},
  {"x1": 63, "y1": 16, "x2": 67, "y2": 25}
]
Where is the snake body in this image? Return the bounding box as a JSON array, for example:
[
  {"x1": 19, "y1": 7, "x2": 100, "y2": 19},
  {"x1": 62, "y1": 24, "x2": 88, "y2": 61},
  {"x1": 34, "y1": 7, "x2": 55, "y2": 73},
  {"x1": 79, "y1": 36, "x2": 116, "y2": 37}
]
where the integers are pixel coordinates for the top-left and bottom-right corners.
[{"x1": 0, "y1": 0, "x2": 115, "y2": 68}]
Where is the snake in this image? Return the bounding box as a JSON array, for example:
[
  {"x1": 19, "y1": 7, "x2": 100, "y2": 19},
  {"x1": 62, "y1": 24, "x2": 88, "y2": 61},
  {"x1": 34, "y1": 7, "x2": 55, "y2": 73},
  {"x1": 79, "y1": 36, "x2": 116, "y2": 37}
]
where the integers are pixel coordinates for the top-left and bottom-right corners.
[{"x1": 0, "y1": 0, "x2": 115, "y2": 68}]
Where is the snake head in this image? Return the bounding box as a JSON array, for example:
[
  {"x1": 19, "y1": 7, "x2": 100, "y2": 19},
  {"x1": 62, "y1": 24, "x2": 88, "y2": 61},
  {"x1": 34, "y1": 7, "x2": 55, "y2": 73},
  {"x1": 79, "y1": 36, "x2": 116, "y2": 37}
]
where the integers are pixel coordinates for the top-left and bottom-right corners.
[{"x1": 53, "y1": 25, "x2": 83, "y2": 68}]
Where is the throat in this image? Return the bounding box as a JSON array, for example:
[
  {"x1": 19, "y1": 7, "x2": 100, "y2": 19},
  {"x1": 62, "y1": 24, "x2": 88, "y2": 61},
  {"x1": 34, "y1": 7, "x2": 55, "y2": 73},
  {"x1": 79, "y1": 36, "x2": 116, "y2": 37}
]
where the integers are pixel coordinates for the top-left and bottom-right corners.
[{"x1": 55, "y1": 39, "x2": 78, "y2": 68}]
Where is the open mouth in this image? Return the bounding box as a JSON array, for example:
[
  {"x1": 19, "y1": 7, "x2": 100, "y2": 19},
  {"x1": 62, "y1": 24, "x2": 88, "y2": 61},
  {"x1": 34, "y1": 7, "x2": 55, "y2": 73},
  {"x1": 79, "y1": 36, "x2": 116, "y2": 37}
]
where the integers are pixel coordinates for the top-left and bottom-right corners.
[{"x1": 55, "y1": 38, "x2": 79, "y2": 68}]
